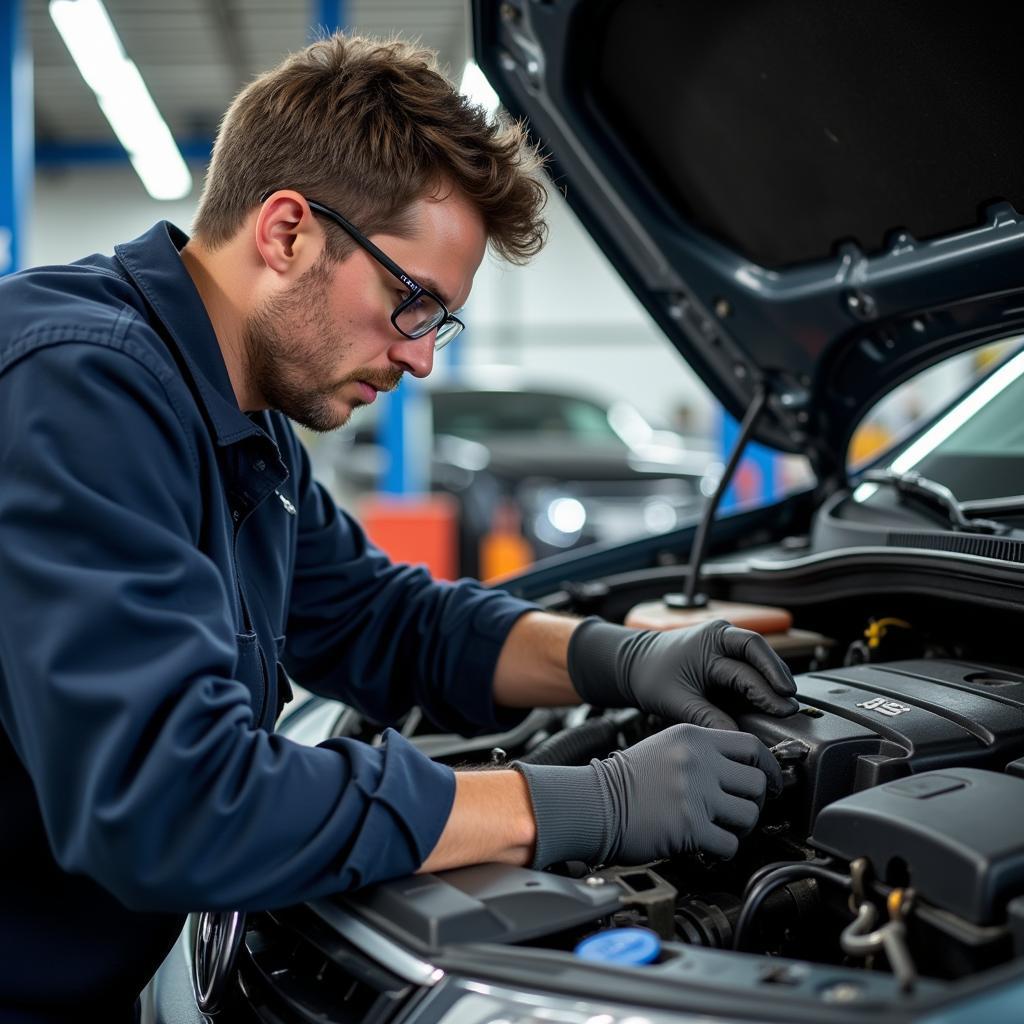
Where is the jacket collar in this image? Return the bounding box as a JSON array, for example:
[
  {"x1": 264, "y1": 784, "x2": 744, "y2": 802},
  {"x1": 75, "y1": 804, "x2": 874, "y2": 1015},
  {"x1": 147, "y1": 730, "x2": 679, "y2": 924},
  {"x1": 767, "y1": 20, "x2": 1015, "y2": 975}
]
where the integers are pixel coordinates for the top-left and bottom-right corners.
[{"x1": 114, "y1": 221, "x2": 264, "y2": 447}]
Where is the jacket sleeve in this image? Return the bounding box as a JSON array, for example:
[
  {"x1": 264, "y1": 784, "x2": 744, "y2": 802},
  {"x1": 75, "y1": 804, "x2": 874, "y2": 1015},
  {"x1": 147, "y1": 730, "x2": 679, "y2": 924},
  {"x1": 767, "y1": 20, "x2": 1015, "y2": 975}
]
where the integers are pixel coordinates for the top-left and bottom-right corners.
[
  {"x1": 0, "y1": 339, "x2": 455, "y2": 913},
  {"x1": 281, "y1": 433, "x2": 539, "y2": 736}
]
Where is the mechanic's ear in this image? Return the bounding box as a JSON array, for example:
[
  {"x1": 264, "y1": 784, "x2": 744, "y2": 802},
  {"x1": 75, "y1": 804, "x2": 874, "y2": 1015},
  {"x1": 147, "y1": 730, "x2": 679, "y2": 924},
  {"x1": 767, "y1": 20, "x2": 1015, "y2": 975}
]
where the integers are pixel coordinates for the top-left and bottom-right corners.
[{"x1": 255, "y1": 191, "x2": 320, "y2": 273}]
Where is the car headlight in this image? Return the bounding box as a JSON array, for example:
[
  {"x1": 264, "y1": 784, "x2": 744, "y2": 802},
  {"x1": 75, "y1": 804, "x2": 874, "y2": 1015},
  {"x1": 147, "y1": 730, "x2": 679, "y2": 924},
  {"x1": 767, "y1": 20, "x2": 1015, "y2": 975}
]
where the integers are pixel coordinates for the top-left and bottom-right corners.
[
  {"x1": 641, "y1": 498, "x2": 678, "y2": 534},
  {"x1": 534, "y1": 496, "x2": 587, "y2": 546},
  {"x1": 548, "y1": 497, "x2": 587, "y2": 534}
]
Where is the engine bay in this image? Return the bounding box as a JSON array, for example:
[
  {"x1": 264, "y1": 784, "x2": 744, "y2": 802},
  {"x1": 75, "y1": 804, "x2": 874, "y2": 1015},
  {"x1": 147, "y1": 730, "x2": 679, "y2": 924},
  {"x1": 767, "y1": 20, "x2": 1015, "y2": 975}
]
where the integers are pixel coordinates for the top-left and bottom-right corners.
[{"x1": 309, "y1": 599, "x2": 1024, "y2": 1003}]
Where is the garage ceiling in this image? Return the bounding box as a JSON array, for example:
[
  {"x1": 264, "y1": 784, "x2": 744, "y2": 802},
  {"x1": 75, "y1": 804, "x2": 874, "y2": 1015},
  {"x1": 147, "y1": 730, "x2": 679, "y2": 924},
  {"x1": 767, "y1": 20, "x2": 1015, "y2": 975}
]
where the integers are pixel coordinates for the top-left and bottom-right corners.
[{"x1": 28, "y1": 0, "x2": 471, "y2": 145}]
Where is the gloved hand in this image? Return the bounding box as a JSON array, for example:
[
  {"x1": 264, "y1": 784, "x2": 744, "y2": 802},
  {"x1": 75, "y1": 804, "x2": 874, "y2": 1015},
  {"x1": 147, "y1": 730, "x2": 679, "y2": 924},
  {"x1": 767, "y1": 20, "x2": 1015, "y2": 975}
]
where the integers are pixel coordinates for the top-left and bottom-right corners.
[
  {"x1": 515, "y1": 724, "x2": 783, "y2": 868},
  {"x1": 567, "y1": 617, "x2": 800, "y2": 730}
]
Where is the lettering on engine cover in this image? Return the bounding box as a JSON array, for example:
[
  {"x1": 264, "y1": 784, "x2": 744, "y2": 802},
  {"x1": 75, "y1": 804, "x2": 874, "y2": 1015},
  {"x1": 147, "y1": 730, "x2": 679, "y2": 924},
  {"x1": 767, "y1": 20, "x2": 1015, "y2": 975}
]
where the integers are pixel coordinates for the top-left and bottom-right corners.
[{"x1": 856, "y1": 696, "x2": 912, "y2": 717}]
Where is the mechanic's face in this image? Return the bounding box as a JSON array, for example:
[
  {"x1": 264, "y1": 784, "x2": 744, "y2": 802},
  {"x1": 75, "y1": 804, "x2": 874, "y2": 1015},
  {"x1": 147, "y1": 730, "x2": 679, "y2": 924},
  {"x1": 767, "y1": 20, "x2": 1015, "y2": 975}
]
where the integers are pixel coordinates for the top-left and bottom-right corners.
[{"x1": 245, "y1": 189, "x2": 486, "y2": 433}]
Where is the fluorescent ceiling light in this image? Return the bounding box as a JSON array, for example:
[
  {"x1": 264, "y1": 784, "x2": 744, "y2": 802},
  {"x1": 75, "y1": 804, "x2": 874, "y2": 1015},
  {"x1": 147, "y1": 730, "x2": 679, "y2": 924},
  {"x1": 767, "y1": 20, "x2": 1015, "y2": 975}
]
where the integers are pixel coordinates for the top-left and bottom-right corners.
[
  {"x1": 49, "y1": 0, "x2": 192, "y2": 201},
  {"x1": 459, "y1": 61, "x2": 500, "y2": 117}
]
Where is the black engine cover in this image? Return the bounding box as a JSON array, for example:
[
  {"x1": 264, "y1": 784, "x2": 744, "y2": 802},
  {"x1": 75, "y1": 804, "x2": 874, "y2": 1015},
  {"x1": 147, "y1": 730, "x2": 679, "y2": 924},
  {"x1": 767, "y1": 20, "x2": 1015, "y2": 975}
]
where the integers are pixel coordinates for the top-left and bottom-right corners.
[
  {"x1": 738, "y1": 659, "x2": 1024, "y2": 835},
  {"x1": 809, "y1": 768, "x2": 1024, "y2": 926}
]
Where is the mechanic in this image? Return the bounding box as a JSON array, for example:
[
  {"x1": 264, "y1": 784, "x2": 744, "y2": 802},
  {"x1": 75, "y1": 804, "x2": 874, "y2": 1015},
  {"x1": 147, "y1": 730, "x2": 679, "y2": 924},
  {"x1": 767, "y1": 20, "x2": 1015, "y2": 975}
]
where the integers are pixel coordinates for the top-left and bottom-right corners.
[{"x1": 0, "y1": 33, "x2": 798, "y2": 1021}]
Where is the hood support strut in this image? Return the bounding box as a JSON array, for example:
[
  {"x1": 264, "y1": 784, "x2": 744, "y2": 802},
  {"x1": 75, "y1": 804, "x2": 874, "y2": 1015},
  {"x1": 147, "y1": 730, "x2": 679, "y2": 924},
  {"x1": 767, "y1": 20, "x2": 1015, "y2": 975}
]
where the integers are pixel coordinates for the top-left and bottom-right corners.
[{"x1": 671, "y1": 386, "x2": 770, "y2": 608}]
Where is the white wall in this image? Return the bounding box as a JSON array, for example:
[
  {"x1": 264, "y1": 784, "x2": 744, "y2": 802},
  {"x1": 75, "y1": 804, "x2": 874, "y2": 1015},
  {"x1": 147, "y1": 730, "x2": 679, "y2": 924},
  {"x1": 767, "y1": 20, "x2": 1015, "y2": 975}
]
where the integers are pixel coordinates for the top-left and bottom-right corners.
[
  {"x1": 30, "y1": 164, "x2": 200, "y2": 268},
  {"x1": 27, "y1": 164, "x2": 718, "y2": 435},
  {"x1": 459, "y1": 185, "x2": 717, "y2": 435}
]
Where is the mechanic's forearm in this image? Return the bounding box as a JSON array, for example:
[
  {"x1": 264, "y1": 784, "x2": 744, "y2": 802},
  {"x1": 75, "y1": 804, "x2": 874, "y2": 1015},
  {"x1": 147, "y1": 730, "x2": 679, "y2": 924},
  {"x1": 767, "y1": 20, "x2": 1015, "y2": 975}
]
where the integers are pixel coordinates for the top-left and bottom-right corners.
[
  {"x1": 491, "y1": 611, "x2": 583, "y2": 707},
  {"x1": 418, "y1": 769, "x2": 537, "y2": 873}
]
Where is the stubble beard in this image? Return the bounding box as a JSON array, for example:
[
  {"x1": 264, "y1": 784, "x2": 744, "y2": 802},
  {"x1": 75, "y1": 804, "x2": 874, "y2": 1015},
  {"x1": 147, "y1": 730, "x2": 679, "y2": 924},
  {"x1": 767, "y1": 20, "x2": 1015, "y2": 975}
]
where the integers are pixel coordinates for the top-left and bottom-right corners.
[{"x1": 243, "y1": 256, "x2": 401, "y2": 433}]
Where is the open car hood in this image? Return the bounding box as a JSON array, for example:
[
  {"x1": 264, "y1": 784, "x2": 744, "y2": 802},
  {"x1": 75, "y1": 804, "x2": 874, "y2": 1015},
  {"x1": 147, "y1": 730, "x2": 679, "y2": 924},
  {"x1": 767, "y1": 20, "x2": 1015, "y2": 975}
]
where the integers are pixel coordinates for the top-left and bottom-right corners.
[{"x1": 470, "y1": 0, "x2": 1024, "y2": 478}]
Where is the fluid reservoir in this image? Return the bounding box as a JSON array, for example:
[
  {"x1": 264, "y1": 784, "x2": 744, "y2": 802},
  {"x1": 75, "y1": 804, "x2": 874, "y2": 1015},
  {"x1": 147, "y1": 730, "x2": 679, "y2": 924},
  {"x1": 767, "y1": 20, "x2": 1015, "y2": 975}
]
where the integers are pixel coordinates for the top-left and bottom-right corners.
[{"x1": 624, "y1": 598, "x2": 792, "y2": 634}]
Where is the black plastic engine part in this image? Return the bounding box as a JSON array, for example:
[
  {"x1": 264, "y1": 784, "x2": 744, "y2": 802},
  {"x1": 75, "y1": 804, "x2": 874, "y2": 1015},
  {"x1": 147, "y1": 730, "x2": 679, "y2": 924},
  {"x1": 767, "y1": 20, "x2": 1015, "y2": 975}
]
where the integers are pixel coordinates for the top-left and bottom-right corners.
[
  {"x1": 339, "y1": 863, "x2": 622, "y2": 952},
  {"x1": 596, "y1": 865, "x2": 679, "y2": 938},
  {"x1": 738, "y1": 659, "x2": 1024, "y2": 833},
  {"x1": 906, "y1": 896, "x2": 1013, "y2": 978},
  {"x1": 1009, "y1": 896, "x2": 1024, "y2": 957},
  {"x1": 516, "y1": 715, "x2": 623, "y2": 766},
  {"x1": 810, "y1": 768, "x2": 1024, "y2": 926},
  {"x1": 674, "y1": 892, "x2": 742, "y2": 948}
]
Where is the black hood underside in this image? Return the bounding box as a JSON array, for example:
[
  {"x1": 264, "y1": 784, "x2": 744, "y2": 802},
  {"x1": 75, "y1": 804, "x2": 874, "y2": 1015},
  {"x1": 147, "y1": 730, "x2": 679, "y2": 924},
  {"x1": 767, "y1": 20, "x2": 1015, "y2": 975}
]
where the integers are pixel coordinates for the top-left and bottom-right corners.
[{"x1": 472, "y1": 0, "x2": 1024, "y2": 476}]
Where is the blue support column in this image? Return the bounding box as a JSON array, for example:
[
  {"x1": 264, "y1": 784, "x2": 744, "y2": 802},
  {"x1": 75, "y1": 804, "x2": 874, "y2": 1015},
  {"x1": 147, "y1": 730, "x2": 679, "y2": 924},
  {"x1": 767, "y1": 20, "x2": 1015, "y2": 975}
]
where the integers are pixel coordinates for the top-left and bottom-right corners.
[
  {"x1": 309, "y1": 0, "x2": 417, "y2": 496},
  {"x1": 444, "y1": 316, "x2": 465, "y2": 376},
  {"x1": 380, "y1": 386, "x2": 407, "y2": 494},
  {"x1": 717, "y1": 405, "x2": 780, "y2": 513},
  {"x1": 313, "y1": 1, "x2": 346, "y2": 35},
  {"x1": 1, "y1": 0, "x2": 32, "y2": 276},
  {"x1": 381, "y1": 381, "x2": 429, "y2": 495}
]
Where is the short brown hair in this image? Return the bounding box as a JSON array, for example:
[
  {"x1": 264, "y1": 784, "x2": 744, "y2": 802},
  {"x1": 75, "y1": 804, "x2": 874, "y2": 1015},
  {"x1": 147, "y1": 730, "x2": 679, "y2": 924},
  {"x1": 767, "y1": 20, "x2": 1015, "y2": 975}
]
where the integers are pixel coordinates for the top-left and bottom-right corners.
[{"x1": 193, "y1": 32, "x2": 547, "y2": 264}]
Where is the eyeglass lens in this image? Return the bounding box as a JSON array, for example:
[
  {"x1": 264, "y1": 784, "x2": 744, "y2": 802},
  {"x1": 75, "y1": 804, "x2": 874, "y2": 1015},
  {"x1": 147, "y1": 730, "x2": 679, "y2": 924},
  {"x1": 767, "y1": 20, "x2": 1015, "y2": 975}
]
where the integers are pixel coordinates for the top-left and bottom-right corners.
[{"x1": 395, "y1": 293, "x2": 445, "y2": 338}]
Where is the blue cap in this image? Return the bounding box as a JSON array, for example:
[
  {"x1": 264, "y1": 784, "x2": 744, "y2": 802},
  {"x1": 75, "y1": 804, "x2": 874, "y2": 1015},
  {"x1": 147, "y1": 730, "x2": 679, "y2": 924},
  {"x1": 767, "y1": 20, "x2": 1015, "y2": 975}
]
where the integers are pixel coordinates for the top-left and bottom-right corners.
[{"x1": 574, "y1": 927, "x2": 661, "y2": 965}]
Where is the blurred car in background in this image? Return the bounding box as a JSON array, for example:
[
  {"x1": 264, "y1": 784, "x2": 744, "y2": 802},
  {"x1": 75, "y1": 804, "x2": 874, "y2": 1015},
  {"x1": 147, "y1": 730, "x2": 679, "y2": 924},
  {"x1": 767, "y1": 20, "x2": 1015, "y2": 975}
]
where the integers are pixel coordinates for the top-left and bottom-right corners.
[{"x1": 313, "y1": 370, "x2": 719, "y2": 575}]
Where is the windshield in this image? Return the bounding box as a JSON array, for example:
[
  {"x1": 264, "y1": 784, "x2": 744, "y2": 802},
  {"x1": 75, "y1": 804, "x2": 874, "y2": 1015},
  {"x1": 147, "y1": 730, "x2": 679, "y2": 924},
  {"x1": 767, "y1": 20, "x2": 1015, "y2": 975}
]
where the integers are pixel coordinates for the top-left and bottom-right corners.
[{"x1": 879, "y1": 344, "x2": 1024, "y2": 502}]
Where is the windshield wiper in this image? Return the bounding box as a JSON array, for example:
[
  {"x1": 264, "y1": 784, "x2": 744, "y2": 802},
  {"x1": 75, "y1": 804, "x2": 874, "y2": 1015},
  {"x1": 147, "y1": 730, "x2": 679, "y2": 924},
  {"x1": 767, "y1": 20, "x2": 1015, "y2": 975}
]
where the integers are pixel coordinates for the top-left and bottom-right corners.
[
  {"x1": 960, "y1": 493, "x2": 1024, "y2": 518},
  {"x1": 861, "y1": 469, "x2": 1009, "y2": 535}
]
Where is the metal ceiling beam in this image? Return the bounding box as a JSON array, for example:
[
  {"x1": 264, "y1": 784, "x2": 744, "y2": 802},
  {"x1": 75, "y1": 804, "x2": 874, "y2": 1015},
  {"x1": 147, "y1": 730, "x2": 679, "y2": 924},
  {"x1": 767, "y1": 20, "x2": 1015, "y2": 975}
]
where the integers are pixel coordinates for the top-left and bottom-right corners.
[{"x1": 35, "y1": 136, "x2": 212, "y2": 168}]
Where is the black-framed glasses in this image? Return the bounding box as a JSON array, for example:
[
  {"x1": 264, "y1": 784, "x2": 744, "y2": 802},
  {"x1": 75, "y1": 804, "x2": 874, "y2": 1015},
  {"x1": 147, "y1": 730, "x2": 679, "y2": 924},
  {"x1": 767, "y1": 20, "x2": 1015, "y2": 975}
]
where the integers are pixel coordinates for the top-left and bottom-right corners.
[{"x1": 260, "y1": 191, "x2": 465, "y2": 350}]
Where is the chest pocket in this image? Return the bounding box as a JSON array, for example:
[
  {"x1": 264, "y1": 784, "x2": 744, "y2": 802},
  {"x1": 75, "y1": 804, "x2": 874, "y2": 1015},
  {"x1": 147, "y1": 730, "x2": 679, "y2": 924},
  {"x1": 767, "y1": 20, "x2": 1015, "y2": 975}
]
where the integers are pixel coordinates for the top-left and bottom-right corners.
[{"x1": 234, "y1": 631, "x2": 268, "y2": 724}]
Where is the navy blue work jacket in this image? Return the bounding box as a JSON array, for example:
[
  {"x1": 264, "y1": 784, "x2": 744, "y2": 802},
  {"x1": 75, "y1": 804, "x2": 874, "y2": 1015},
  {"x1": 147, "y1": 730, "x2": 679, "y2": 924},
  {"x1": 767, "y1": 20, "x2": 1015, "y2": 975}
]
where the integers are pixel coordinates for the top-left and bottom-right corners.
[{"x1": 0, "y1": 222, "x2": 536, "y2": 1020}]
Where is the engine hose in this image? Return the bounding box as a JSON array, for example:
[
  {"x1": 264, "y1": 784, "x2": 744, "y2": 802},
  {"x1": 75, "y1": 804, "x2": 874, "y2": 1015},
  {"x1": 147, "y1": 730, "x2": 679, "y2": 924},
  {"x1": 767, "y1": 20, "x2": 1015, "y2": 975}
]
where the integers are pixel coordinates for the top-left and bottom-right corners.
[
  {"x1": 517, "y1": 716, "x2": 623, "y2": 766},
  {"x1": 732, "y1": 861, "x2": 851, "y2": 952},
  {"x1": 743, "y1": 859, "x2": 816, "y2": 898}
]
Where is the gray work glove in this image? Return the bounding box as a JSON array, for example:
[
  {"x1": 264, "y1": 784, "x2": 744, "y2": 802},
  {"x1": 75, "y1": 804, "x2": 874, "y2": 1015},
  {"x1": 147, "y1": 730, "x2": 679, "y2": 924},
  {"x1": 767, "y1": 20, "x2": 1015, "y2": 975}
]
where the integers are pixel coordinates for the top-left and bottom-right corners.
[
  {"x1": 515, "y1": 724, "x2": 783, "y2": 868},
  {"x1": 568, "y1": 617, "x2": 800, "y2": 731}
]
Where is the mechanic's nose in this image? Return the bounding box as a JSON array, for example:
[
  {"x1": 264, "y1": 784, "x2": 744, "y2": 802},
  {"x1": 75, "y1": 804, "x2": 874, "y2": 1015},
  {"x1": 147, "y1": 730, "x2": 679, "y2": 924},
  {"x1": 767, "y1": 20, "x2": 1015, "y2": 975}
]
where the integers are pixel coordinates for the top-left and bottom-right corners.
[{"x1": 389, "y1": 332, "x2": 435, "y2": 379}]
